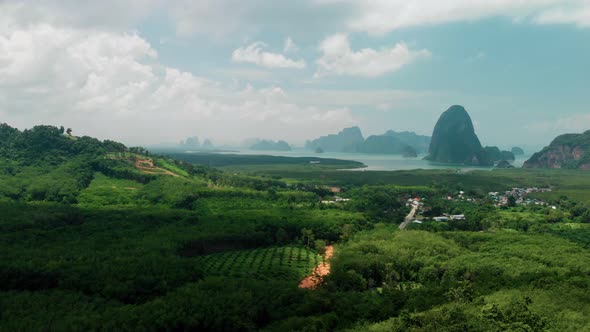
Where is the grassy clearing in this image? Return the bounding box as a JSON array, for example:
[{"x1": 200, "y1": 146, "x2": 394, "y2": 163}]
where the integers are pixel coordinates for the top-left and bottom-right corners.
[
  {"x1": 77, "y1": 172, "x2": 145, "y2": 206},
  {"x1": 154, "y1": 158, "x2": 189, "y2": 177}
]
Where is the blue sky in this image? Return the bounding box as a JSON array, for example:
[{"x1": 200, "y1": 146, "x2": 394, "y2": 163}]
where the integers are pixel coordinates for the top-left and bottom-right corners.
[{"x1": 0, "y1": 1, "x2": 589, "y2": 150}]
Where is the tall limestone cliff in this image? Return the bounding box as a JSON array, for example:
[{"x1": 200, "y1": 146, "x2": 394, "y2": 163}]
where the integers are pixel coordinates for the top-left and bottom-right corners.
[
  {"x1": 425, "y1": 105, "x2": 493, "y2": 166},
  {"x1": 523, "y1": 131, "x2": 590, "y2": 169}
]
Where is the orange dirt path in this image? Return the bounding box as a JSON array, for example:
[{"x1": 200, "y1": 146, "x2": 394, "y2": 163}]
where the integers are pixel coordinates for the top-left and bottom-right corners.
[
  {"x1": 134, "y1": 159, "x2": 179, "y2": 177},
  {"x1": 298, "y1": 245, "x2": 334, "y2": 289}
]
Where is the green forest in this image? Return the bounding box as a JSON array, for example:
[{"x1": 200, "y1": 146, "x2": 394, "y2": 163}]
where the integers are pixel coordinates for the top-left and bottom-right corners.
[{"x1": 1, "y1": 123, "x2": 590, "y2": 331}]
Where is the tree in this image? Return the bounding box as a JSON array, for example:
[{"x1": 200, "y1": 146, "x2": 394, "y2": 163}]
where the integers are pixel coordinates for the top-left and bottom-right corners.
[
  {"x1": 275, "y1": 228, "x2": 289, "y2": 245},
  {"x1": 314, "y1": 239, "x2": 326, "y2": 255},
  {"x1": 482, "y1": 297, "x2": 548, "y2": 332},
  {"x1": 507, "y1": 195, "x2": 517, "y2": 207},
  {"x1": 301, "y1": 228, "x2": 315, "y2": 248},
  {"x1": 446, "y1": 281, "x2": 475, "y2": 303},
  {"x1": 66, "y1": 128, "x2": 73, "y2": 136}
]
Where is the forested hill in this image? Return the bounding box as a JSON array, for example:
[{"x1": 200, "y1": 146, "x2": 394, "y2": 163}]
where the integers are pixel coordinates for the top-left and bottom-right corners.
[
  {"x1": 0, "y1": 123, "x2": 123, "y2": 164},
  {"x1": 0, "y1": 123, "x2": 211, "y2": 203},
  {"x1": 0, "y1": 122, "x2": 378, "y2": 330}
]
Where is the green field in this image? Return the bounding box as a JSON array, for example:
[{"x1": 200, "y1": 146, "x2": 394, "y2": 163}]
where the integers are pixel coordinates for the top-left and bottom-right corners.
[
  {"x1": 77, "y1": 172, "x2": 145, "y2": 206},
  {"x1": 196, "y1": 246, "x2": 321, "y2": 280}
]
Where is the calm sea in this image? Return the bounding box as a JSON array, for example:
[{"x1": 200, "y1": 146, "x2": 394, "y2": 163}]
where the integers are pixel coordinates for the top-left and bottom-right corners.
[{"x1": 223, "y1": 149, "x2": 532, "y2": 171}]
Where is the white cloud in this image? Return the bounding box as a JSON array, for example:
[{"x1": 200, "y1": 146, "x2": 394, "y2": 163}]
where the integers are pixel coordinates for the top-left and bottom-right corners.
[
  {"x1": 232, "y1": 42, "x2": 306, "y2": 69},
  {"x1": 317, "y1": 0, "x2": 590, "y2": 34},
  {"x1": 0, "y1": 24, "x2": 353, "y2": 145},
  {"x1": 315, "y1": 34, "x2": 430, "y2": 77},
  {"x1": 283, "y1": 37, "x2": 299, "y2": 53},
  {"x1": 0, "y1": 24, "x2": 157, "y2": 113},
  {"x1": 5, "y1": 1, "x2": 589, "y2": 42},
  {"x1": 534, "y1": 5, "x2": 590, "y2": 27}
]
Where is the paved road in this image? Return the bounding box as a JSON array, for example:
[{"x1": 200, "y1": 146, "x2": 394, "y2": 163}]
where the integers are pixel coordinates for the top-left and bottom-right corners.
[{"x1": 399, "y1": 205, "x2": 418, "y2": 230}]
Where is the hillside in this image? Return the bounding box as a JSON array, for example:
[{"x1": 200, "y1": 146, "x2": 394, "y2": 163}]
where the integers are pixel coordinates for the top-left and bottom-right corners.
[
  {"x1": 0, "y1": 123, "x2": 202, "y2": 203},
  {"x1": 524, "y1": 130, "x2": 590, "y2": 169}
]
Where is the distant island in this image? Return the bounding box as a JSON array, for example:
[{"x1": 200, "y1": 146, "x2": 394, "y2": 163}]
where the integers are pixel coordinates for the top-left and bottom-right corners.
[
  {"x1": 495, "y1": 160, "x2": 515, "y2": 169},
  {"x1": 180, "y1": 136, "x2": 215, "y2": 150},
  {"x1": 524, "y1": 130, "x2": 590, "y2": 169},
  {"x1": 425, "y1": 105, "x2": 514, "y2": 166},
  {"x1": 250, "y1": 139, "x2": 291, "y2": 151},
  {"x1": 305, "y1": 127, "x2": 430, "y2": 155},
  {"x1": 305, "y1": 127, "x2": 364, "y2": 153},
  {"x1": 511, "y1": 146, "x2": 525, "y2": 155},
  {"x1": 402, "y1": 146, "x2": 418, "y2": 158}
]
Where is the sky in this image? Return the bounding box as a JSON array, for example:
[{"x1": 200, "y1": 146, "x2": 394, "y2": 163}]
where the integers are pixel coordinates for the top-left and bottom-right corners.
[{"x1": 0, "y1": 1, "x2": 589, "y2": 149}]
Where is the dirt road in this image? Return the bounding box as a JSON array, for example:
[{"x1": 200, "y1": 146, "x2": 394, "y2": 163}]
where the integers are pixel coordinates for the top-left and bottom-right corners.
[
  {"x1": 135, "y1": 159, "x2": 179, "y2": 177},
  {"x1": 298, "y1": 245, "x2": 334, "y2": 289}
]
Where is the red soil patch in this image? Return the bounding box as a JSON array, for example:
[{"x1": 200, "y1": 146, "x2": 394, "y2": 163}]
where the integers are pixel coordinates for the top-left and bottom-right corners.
[
  {"x1": 134, "y1": 159, "x2": 179, "y2": 177},
  {"x1": 298, "y1": 245, "x2": 334, "y2": 289}
]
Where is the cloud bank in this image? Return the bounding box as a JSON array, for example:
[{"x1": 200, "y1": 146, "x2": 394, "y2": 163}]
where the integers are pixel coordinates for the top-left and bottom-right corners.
[
  {"x1": 232, "y1": 42, "x2": 306, "y2": 69},
  {"x1": 316, "y1": 34, "x2": 430, "y2": 77},
  {"x1": 0, "y1": 24, "x2": 352, "y2": 145}
]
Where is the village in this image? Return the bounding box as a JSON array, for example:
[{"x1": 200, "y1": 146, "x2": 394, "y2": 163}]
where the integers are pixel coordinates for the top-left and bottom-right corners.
[
  {"x1": 406, "y1": 186, "x2": 554, "y2": 224},
  {"x1": 488, "y1": 187, "x2": 553, "y2": 207},
  {"x1": 315, "y1": 184, "x2": 556, "y2": 225}
]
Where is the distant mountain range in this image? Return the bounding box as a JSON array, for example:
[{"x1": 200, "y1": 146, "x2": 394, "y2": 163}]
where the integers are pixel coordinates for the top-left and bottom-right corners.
[{"x1": 305, "y1": 127, "x2": 431, "y2": 156}]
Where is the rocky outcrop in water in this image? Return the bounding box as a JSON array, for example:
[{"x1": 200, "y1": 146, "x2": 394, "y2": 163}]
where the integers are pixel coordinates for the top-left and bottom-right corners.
[
  {"x1": 305, "y1": 127, "x2": 364, "y2": 153},
  {"x1": 511, "y1": 146, "x2": 525, "y2": 155},
  {"x1": 250, "y1": 140, "x2": 291, "y2": 151},
  {"x1": 425, "y1": 105, "x2": 493, "y2": 166},
  {"x1": 307, "y1": 127, "x2": 430, "y2": 155}
]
